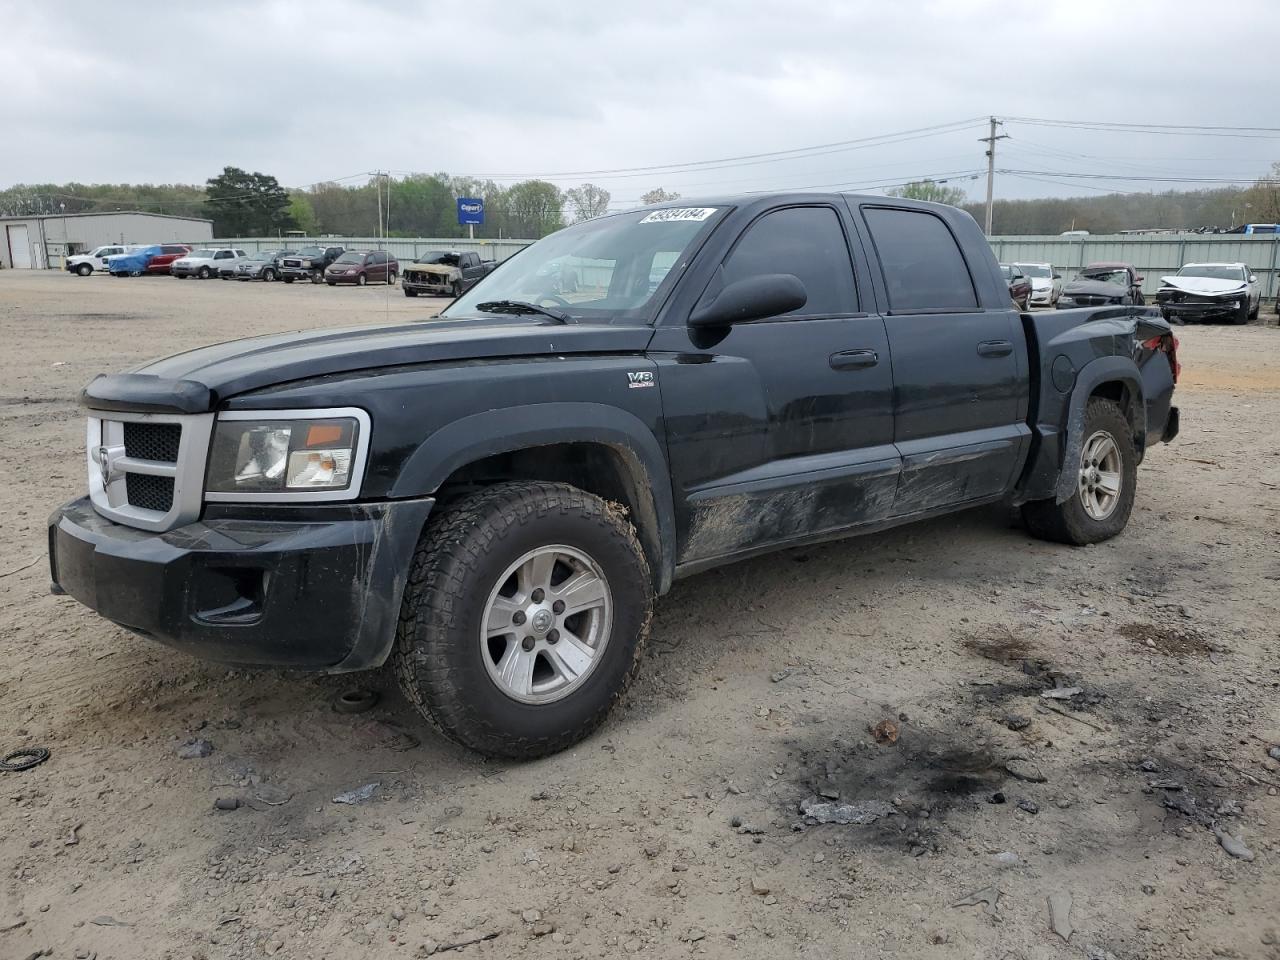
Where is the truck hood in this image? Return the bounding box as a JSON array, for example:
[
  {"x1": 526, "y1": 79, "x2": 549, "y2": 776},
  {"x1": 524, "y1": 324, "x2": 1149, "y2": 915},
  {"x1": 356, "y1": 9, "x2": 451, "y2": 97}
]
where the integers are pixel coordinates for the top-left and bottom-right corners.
[
  {"x1": 83, "y1": 317, "x2": 655, "y2": 412},
  {"x1": 1062, "y1": 279, "x2": 1126, "y2": 297},
  {"x1": 1158, "y1": 275, "x2": 1247, "y2": 296}
]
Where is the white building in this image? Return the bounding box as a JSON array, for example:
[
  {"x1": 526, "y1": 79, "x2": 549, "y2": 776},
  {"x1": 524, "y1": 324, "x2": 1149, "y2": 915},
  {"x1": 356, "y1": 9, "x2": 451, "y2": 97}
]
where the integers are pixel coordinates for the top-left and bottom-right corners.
[{"x1": 0, "y1": 211, "x2": 214, "y2": 269}]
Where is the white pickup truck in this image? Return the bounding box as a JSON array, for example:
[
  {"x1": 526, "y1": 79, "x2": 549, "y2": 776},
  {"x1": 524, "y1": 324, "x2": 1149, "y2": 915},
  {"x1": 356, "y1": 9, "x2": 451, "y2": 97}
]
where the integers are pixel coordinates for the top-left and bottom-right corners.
[{"x1": 65, "y1": 245, "x2": 141, "y2": 276}]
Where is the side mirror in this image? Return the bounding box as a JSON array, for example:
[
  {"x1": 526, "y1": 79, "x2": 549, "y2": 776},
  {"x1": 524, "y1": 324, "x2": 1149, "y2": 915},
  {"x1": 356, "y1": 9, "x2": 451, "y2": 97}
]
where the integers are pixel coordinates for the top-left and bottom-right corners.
[
  {"x1": 690, "y1": 273, "x2": 807, "y2": 328},
  {"x1": 1052, "y1": 273, "x2": 1062, "y2": 280},
  {"x1": 1135, "y1": 275, "x2": 1144, "y2": 283},
  {"x1": 1249, "y1": 275, "x2": 1258, "y2": 283}
]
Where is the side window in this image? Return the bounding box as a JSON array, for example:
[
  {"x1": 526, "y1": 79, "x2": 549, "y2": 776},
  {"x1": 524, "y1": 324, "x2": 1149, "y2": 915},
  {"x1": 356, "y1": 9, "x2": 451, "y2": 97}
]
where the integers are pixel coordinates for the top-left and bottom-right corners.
[
  {"x1": 720, "y1": 206, "x2": 858, "y2": 317},
  {"x1": 464, "y1": 253, "x2": 478, "y2": 268},
  {"x1": 215, "y1": 251, "x2": 230, "y2": 259},
  {"x1": 863, "y1": 207, "x2": 978, "y2": 311}
]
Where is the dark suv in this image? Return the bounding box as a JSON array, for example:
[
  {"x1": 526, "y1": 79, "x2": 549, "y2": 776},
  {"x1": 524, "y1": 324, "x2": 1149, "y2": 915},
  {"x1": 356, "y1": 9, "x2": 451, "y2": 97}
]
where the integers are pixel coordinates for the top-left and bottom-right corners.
[
  {"x1": 279, "y1": 246, "x2": 346, "y2": 284},
  {"x1": 324, "y1": 250, "x2": 399, "y2": 286}
]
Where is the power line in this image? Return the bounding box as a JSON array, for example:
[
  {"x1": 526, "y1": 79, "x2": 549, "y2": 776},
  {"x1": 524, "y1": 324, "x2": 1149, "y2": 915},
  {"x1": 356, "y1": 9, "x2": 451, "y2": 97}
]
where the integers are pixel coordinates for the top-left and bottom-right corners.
[
  {"x1": 1004, "y1": 117, "x2": 1280, "y2": 140},
  {"x1": 999, "y1": 168, "x2": 1279, "y2": 185},
  {"x1": 386, "y1": 118, "x2": 990, "y2": 182}
]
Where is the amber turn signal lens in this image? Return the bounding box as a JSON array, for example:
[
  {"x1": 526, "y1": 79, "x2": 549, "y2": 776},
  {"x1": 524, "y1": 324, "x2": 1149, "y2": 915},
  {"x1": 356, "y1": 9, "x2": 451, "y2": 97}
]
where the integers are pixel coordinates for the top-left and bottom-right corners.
[{"x1": 305, "y1": 423, "x2": 344, "y2": 447}]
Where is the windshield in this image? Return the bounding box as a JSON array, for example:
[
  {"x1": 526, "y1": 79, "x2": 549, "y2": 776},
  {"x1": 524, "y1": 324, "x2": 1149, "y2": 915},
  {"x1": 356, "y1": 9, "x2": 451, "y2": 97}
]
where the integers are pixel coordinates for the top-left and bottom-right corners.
[
  {"x1": 296, "y1": 247, "x2": 323, "y2": 257},
  {"x1": 1177, "y1": 264, "x2": 1245, "y2": 281},
  {"x1": 415, "y1": 251, "x2": 457, "y2": 265},
  {"x1": 1016, "y1": 263, "x2": 1052, "y2": 278},
  {"x1": 1079, "y1": 268, "x2": 1129, "y2": 285},
  {"x1": 333, "y1": 252, "x2": 365, "y2": 264},
  {"x1": 445, "y1": 206, "x2": 727, "y2": 323}
]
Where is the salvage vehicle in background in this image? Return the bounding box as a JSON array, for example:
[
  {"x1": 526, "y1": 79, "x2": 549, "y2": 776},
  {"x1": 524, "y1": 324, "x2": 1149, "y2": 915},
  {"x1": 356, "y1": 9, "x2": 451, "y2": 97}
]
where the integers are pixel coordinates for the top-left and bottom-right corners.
[
  {"x1": 325, "y1": 249, "x2": 398, "y2": 286},
  {"x1": 1057, "y1": 262, "x2": 1145, "y2": 308},
  {"x1": 280, "y1": 246, "x2": 345, "y2": 283},
  {"x1": 1000, "y1": 263, "x2": 1032, "y2": 310},
  {"x1": 66, "y1": 245, "x2": 141, "y2": 276},
  {"x1": 402, "y1": 251, "x2": 498, "y2": 298},
  {"x1": 48, "y1": 194, "x2": 1179, "y2": 759},
  {"x1": 1156, "y1": 262, "x2": 1259, "y2": 324},
  {"x1": 1015, "y1": 261, "x2": 1063, "y2": 308},
  {"x1": 224, "y1": 250, "x2": 295, "y2": 281},
  {"x1": 145, "y1": 244, "x2": 193, "y2": 275},
  {"x1": 171, "y1": 248, "x2": 248, "y2": 279}
]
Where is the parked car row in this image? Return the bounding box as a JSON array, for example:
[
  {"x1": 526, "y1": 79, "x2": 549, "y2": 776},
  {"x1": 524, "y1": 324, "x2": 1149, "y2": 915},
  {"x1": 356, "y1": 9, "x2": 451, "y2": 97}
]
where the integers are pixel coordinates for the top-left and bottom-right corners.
[{"x1": 73, "y1": 243, "x2": 502, "y2": 299}]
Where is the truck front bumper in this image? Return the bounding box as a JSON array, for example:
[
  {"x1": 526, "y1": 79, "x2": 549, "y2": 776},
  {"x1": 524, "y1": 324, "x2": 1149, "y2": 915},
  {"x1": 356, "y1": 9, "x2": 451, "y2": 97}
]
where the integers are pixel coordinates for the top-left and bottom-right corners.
[{"x1": 48, "y1": 496, "x2": 433, "y2": 672}]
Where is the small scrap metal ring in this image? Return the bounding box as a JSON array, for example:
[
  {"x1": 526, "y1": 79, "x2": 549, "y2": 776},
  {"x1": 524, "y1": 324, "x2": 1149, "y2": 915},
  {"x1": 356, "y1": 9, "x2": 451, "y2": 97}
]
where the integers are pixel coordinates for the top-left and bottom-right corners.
[
  {"x1": 1, "y1": 747, "x2": 50, "y2": 772},
  {"x1": 331, "y1": 689, "x2": 380, "y2": 715}
]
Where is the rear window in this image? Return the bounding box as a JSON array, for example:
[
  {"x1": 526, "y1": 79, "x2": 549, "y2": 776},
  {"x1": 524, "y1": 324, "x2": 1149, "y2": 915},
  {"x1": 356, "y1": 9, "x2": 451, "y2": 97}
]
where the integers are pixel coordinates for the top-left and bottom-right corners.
[
  {"x1": 863, "y1": 207, "x2": 978, "y2": 311},
  {"x1": 161, "y1": 246, "x2": 187, "y2": 255}
]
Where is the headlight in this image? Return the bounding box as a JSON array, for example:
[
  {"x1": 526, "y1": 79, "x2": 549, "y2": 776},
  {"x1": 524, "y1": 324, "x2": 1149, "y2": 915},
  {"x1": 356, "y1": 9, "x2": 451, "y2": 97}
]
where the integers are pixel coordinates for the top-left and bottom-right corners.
[
  {"x1": 204, "y1": 409, "x2": 370, "y2": 501},
  {"x1": 302, "y1": 259, "x2": 314, "y2": 267}
]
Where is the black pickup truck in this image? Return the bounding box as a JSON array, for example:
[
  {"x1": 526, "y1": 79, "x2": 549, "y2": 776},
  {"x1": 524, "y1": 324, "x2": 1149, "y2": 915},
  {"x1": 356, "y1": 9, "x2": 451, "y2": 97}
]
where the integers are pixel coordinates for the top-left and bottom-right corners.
[
  {"x1": 278, "y1": 245, "x2": 346, "y2": 284},
  {"x1": 48, "y1": 194, "x2": 1179, "y2": 758}
]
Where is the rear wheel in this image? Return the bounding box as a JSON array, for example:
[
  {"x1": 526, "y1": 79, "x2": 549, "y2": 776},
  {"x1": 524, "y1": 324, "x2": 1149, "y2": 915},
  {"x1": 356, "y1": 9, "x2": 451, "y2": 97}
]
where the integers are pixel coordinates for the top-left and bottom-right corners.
[
  {"x1": 76, "y1": 263, "x2": 93, "y2": 276},
  {"x1": 1022, "y1": 398, "x2": 1136, "y2": 546},
  {"x1": 393, "y1": 482, "x2": 652, "y2": 758},
  {"x1": 388, "y1": 271, "x2": 397, "y2": 285},
  {"x1": 310, "y1": 269, "x2": 323, "y2": 284},
  {"x1": 405, "y1": 288, "x2": 418, "y2": 297}
]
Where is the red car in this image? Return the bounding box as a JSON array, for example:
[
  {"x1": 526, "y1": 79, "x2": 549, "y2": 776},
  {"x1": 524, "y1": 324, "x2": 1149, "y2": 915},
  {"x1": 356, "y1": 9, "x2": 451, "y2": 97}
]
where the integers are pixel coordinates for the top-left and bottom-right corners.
[
  {"x1": 145, "y1": 244, "x2": 192, "y2": 275},
  {"x1": 1001, "y1": 263, "x2": 1032, "y2": 310}
]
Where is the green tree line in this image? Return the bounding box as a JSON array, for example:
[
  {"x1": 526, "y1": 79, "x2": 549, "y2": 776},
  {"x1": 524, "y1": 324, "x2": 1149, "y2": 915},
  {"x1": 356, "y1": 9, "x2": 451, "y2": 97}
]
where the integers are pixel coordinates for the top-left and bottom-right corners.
[{"x1": 4, "y1": 167, "x2": 1276, "y2": 238}]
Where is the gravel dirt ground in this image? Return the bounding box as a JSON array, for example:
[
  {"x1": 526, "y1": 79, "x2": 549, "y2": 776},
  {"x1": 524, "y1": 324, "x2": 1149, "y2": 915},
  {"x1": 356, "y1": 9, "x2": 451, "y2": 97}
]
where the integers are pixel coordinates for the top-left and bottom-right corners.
[{"x1": 1, "y1": 270, "x2": 1278, "y2": 960}]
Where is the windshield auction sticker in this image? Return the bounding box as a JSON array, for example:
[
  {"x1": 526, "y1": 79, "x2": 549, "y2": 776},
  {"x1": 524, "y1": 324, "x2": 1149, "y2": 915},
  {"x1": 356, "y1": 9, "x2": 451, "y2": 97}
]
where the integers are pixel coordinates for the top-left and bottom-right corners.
[{"x1": 639, "y1": 207, "x2": 718, "y2": 224}]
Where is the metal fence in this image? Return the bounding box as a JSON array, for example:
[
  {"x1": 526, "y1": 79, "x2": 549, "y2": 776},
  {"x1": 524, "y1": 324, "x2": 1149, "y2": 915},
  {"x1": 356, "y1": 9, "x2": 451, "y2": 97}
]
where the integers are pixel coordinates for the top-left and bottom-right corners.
[
  {"x1": 989, "y1": 235, "x2": 1280, "y2": 299},
  {"x1": 210, "y1": 236, "x2": 533, "y2": 264},
  {"x1": 210, "y1": 233, "x2": 1280, "y2": 301}
]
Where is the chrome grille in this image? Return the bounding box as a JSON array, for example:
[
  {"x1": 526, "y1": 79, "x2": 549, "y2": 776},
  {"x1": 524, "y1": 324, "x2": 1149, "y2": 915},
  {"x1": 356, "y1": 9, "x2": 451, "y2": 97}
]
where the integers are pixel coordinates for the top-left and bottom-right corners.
[{"x1": 86, "y1": 411, "x2": 215, "y2": 532}]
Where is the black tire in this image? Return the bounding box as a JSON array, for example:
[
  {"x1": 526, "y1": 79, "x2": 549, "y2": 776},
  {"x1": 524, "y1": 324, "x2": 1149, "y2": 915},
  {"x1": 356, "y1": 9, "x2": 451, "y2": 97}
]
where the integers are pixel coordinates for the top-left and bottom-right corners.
[
  {"x1": 1021, "y1": 398, "x2": 1137, "y2": 546},
  {"x1": 1233, "y1": 298, "x2": 1250, "y2": 325},
  {"x1": 1248, "y1": 297, "x2": 1258, "y2": 320},
  {"x1": 198, "y1": 266, "x2": 211, "y2": 279},
  {"x1": 263, "y1": 267, "x2": 276, "y2": 282},
  {"x1": 405, "y1": 288, "x2": 418, "y2": 297},
  {"x1": 357, "y1": 273, "x2": 367, "y2": 286},
  {"x1": 393, "y1": 481, "x2": 652, "y2": 759},
  {"x1": 310, "y1": 270, "x2": 323, "y2": 284},
  {"x1": 451, "y1": 280, "x2": 463, "y2": 298},
  {"x1": 326, "y1": 281, "x2": 336, "y2": 287},
  {"x1": 388, "y1": 271, "x2": 397, "y2": 285},
  {"x1": 283, "y1": 277, "x2": 294, "y2": 284},
  {"x1": 76, "y1": 263, "x2": 93, "y2": 277}
]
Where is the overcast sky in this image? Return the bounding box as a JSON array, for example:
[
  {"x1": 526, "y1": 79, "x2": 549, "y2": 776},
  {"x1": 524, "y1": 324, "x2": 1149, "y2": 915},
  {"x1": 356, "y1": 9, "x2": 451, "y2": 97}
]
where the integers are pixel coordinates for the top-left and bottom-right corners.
[{"x1": 4, "y1": 0, "x2": 1278, "y2": 206}]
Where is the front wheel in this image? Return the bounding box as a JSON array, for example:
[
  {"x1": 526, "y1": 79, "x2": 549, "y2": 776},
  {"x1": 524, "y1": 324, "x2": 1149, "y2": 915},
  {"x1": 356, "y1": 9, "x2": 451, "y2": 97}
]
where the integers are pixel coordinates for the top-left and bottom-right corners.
[
  {"x1": 310, "y1": 269, "x2": 323, "y2": 284},
  {"x1": 198, "y1": 266, "x2": 211, "y2": 279},
  {"x1": 451, "y1": 280, "x2": 463, "y2": 298},
  {"x1": 393, "y1": 482, "x2": 652, "y2": 759},
  {"x1": 263, "y1": 267, "x2": 276, "y2": 282},
  {"x1": 1233, "y1": 298, "x2": 1250, "y2": 325},
  {"x1": 1022, "y1": 398, "x2": 1136, "y2": 545},
  {"x1": 283, "y1": 277, "x2": 294, "y2": 284},
  {"x1": 405, "y1": 287, "x2": 418, "y2": 297},
  {"x1": 76, "y1": 263, "x2": 93, "y2": 276},
  {"x1": 356, "y1": 273, "x2": 367, "y2": 286}
]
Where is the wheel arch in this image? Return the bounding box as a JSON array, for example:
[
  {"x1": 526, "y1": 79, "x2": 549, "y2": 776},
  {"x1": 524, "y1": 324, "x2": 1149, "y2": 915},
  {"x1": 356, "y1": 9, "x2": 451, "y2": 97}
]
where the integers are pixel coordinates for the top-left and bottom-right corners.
[
  {"x1": 1054, "y1": 357, "x2": 1146, "y2": 503},
  {"x1": 390, "y1": 403, "x2": 676, "y2": 594}
]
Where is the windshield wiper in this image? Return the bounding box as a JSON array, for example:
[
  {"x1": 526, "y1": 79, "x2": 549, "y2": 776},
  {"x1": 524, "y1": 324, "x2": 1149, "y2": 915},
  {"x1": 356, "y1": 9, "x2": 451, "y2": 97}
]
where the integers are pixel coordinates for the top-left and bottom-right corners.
[{"x1": 475, "y1": 300, "x2": 571, "y2": 324}]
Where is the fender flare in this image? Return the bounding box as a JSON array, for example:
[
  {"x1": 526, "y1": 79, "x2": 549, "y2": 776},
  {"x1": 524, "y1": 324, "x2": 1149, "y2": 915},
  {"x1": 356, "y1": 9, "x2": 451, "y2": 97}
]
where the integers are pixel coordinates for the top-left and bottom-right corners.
[
  {"x1": 390, "y1": 402, "x2": 676, "y2": 593},
  {"x1": 1054, "y1": 356, "x2": 1146, "y2": 503}
]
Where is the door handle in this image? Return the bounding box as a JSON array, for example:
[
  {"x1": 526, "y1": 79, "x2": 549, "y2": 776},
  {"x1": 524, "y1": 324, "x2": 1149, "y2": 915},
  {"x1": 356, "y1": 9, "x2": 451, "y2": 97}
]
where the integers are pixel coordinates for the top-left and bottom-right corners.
[
  {"x1": 829, "y1": 349, "x2": 879, "y2": 370},
  {"x1": 977, "y1": 340, "x2": 1014, "y2": 358}
]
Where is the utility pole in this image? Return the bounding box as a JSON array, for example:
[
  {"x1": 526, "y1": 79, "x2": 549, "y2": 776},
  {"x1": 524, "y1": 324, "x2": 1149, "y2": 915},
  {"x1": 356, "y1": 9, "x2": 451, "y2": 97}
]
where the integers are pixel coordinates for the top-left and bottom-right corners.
[
  {"x1": 375, "y1": 171, "x2": 383, "y2": 246},
  {"x1": 980, "y1": 116, "x2": 1008, "y2": 236}
]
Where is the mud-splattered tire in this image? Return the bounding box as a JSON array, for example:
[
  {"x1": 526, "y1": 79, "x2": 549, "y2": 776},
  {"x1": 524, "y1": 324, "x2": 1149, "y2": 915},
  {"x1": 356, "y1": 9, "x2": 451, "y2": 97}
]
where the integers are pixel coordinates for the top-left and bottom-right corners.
[
  {"x1": 393, "y1": 482, "x2": 652, "y2": 759},
  {"x1": 1021, "y1": 398, "x2": 1137, "y2": 546}
]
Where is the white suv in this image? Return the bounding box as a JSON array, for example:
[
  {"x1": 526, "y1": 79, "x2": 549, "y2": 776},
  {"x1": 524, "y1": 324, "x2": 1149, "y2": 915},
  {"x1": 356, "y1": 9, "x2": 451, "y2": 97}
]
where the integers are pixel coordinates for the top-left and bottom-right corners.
[
  {"x1": 66, "y1": 245, "x2": 140, "y2": 276},
  {"x1": 1014, "y1": 262, "x2": 1064, "y2": 308},
  {"x1": 171, "y1": 248, "x2": 248, "y2": 279}
]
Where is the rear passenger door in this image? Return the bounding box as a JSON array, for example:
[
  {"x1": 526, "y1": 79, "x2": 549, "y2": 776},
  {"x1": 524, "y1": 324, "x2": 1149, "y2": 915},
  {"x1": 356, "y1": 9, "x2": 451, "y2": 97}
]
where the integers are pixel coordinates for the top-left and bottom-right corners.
[{"x1": 854, "y1": 204, "x2": 1027, "y2": 516}]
